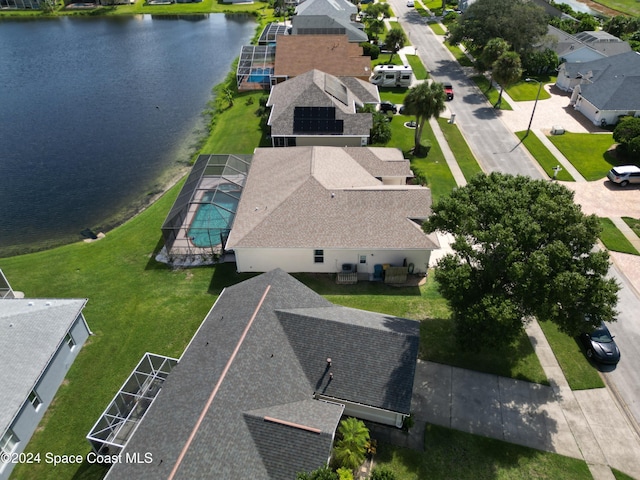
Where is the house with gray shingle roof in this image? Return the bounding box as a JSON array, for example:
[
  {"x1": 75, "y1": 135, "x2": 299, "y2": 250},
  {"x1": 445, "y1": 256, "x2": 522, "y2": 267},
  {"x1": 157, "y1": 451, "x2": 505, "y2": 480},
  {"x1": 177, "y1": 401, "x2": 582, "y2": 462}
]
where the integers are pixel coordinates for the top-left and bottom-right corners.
[
  {"x1": 104, "y1": 268, "x2": 420, "y2": 480},
  {"x1": 556, "y1": 51, "x2": 640, "y2": 126},
  {"x1": 225, "y1": 146, "x2": 438, "y2": 275},
  {"x1": 266, "y1": 69, "x2": 377, "y2": 147},
  {"x1": 0, "y1": 285, "x2": 90, "y2": 480},
  {"x1": 544, "y1": 26, "x2": 631, "y2": 67},
  {"x1": 291, "y1": 14, "x2": 368, "y2": 44}
]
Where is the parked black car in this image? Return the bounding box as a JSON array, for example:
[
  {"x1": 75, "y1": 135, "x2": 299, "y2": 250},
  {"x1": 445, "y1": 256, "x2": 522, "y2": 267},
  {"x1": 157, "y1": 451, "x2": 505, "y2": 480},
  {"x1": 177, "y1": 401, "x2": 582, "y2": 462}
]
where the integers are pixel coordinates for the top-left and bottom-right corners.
[
  {"x1": 579, "y1": 321, "x2": 621, "y2": 365},
  {"x1": 379, "y1": 101, "x2": 397, "y2": 114}
]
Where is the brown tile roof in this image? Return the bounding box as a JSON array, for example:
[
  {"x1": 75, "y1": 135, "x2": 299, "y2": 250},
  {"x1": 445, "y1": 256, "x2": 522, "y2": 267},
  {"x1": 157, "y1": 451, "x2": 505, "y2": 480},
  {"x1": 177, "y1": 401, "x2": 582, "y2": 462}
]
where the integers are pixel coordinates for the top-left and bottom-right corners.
[
  {"x1": 274, "y1": 35, "x2": 372, "y2": 79},
  {"x1": 226, "y1": 147, "x2": 437, "y2": 250}
]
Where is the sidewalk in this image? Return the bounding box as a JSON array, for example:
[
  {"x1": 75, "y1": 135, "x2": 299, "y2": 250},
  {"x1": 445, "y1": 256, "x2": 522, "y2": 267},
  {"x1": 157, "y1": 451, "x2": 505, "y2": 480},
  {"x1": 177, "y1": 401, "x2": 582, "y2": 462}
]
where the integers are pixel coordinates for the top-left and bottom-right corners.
[{"x1": 394, "y1": 26, "x2": 640, "y2": 479}]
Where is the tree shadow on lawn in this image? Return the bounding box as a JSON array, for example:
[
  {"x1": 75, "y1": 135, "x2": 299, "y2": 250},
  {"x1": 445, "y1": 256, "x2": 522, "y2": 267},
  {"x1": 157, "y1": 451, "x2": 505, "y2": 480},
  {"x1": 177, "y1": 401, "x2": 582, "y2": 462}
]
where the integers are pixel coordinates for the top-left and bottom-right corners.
[
  {"x1": 421, "y1": 317, "x2": 548, "y2": 383},
  {"x1": 70, "y1": 459, "x2": 109, "y2": 480}
]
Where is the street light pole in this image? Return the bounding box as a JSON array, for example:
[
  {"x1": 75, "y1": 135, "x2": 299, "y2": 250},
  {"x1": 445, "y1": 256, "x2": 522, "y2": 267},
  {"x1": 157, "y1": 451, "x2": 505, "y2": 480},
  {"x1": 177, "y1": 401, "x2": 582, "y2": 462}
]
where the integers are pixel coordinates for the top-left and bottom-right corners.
[{"x1": 524, "y1": 78, "x2": 543, "y2": 140}]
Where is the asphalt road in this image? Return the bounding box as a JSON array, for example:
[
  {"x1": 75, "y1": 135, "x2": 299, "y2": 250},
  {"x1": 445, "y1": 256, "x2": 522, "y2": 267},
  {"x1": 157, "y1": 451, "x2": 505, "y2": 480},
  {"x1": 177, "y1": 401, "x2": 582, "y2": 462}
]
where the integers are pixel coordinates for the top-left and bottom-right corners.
[
  {"x1": 388, "y1": 0, "x2": 640, "y2": 431},
  {"x1": 389, "y1": 0, "x2": 545, "y2": 179}
]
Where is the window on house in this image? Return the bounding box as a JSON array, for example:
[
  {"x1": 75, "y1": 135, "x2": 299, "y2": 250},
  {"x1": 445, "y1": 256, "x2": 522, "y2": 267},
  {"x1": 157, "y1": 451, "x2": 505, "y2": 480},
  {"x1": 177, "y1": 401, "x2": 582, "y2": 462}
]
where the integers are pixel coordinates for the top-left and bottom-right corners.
[
  {"x1": 0, "y1": 429, "x2": 19, "y2": 456},
  {"x1": 359, "y1": 255, "x2": 367, "y2": 264},
  {"x1": 314, "y1": 249, "x2": 324, "y2": 263},
  {"x1": 65, "y1": 332, "x2": 75, "y2": 350},
  {"x1": 28, "y1": 391, "x2": 42, "y2": 411}
]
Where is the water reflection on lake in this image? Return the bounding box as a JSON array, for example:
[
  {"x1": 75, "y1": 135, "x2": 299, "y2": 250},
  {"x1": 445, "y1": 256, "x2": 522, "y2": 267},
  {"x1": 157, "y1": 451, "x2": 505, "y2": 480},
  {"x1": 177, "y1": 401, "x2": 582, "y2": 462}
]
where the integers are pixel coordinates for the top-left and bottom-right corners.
[{"x1": 0, "y1": 14, "x2": 255, "y2": 255}]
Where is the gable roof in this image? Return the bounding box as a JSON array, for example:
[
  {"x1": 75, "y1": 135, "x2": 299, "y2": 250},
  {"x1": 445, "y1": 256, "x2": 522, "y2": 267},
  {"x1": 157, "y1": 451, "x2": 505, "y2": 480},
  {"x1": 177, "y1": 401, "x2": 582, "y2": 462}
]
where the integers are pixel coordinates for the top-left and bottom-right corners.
[
  {"x1": 107, "y1": 269, "x2": 420, "y2": 480},
  {"x1": 225, "y1": 146, "x2": 437, "y2": 250},
  {"x1": 291, "y1": 15, "x2": 368, "y2": 43},
  {"x1": 567, "y1": 51, "x2": 640, "y2": 110},
  {"x1": 0, "y1": 298, "x2": 87, "y2": 432},
  {"x1": 266, "y1": 69, "x2": 375, "y2": 137},
  {"x1": 274, "y1": 35, "x2": 372, "y2": 79},
  {"x1": 295, "y1": 0, "x2": 357, "y2": 19},
  {"x1": 545, "y1": 26, "x2": 630, "y2": 60}
]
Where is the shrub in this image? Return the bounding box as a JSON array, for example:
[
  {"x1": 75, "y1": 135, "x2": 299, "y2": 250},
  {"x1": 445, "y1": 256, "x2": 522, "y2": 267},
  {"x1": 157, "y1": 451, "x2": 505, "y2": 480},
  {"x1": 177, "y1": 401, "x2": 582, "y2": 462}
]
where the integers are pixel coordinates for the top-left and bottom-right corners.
[{"x1": 371, "y1": 467, "x2": 397, "y2": 480}]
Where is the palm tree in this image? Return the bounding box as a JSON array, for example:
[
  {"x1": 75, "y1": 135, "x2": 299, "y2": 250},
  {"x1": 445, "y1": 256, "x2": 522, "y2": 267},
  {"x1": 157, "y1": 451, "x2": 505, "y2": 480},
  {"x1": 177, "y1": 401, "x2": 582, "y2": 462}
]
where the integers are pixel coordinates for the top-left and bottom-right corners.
[
  {"x1": 492, "y1": 51, "x2": 522, "y2": 109},
  {"x1": 402, "y1": 81, "x2": 447, "y2": 156},
  {"x1": 332, "y1": 417, "x2": 370, "y2": 472},
  {"x1": 385, "y1": 28, "x2": 406, "y2": 64}
]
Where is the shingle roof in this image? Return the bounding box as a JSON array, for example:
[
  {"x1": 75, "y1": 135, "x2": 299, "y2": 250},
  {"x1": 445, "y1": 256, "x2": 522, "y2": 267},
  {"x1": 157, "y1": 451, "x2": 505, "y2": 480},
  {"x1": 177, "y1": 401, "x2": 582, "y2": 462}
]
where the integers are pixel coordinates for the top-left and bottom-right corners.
[
  {"x1": 0, "y1": 298, "x2": 87, "y2": 431},
  {"x1": 545, "y1": 26, "x2": 630, "y2": 59},
  {"x1": 567, "y1": 51, "x2": 640, "y2": 110},
  {"x1": 225, "y1": 146, "x2": 437, "y2": 250},
  {"x1": 267, "y1": 69, "x2": 373, "y2": 137},
  {"x1": 295, "y1": 0, "x2": 357, "y2": 19},
  {"x1": 274, "y1": 35, "x2": 372, "y2": 79},
  {"x1": 107, "y1": 269, "x2": 420, "y2": 480},
  {"x1": 291, "y1": 15, "x2": 368, "y2": 43}
]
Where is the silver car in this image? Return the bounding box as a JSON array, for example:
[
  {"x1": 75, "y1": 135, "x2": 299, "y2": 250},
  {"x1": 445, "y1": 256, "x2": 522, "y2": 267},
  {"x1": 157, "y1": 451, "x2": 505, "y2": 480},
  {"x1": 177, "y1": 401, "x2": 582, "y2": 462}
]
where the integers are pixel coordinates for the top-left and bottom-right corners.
[{"x1": 607, "y1": 165, "x2": 640, "y2": 187}]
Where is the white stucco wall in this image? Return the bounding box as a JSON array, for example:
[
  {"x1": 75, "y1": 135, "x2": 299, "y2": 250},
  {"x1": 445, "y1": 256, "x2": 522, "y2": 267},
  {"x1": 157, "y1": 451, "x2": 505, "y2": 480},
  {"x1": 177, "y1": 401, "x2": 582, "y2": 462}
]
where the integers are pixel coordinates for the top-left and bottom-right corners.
[{"x1": 233, "y1": 247, "x2": 431, "y2": 275}]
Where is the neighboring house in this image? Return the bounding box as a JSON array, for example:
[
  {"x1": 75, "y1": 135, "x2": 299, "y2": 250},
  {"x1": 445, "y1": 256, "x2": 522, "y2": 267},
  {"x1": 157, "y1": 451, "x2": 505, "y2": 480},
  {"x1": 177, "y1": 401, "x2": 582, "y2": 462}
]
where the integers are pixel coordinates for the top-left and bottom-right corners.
[
  {"x1": 266, "y1": 69, "x2": 377, "y2": 147},
  {"x1": 557, "y1": 51, "x2": 640, "y2": 126},
  {"x1": 295, "y1": 0, "x2": 357, "y2": 20},
  {"x1": 543, "y1": 26, "x2": 631, "y2": 64},
  {"x1": 273, "y1": 34, "x2": 372, "y2": 82},
  {"x1": 103, "y1": 268, "x2": 420, "y2": 479},
  {"x1": 291, "y1": 15, "x2": 368, "y2": 44},
  {"x1": 0, "y1": 285, "x2": 91, "y2": 480},
  {"x1": 225, "y1": 146, "x2": 439, "y2": 275},
  {"x1": 0, "y1": 0, "x2": 42, "y2": 8}
]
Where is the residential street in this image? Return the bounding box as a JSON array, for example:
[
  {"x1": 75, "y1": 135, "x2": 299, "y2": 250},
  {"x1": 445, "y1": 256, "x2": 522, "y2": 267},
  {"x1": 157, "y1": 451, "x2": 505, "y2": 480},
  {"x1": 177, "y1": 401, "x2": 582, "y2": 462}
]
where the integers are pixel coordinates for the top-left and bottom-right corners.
[{"x1": 386, "y1": 1, "x2": 640, "y2": 476}]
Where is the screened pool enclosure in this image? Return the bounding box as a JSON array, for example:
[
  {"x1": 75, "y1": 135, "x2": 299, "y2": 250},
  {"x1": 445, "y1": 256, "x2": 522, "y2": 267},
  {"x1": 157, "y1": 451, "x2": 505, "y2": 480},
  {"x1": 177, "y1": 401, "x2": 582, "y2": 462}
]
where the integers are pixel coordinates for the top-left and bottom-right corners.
[
  {"x1": 86, "y1": 353, "x2": 178, "y2": 456},
  {"x1": 160, "y1": 154, "x2": 252, "y2": 261}
]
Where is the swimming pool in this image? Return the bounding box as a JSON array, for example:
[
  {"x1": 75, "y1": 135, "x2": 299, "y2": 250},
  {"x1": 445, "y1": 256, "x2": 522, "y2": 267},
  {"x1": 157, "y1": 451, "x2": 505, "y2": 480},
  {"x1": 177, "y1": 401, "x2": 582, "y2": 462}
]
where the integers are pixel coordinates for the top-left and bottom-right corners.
[
  {"x1": 188, "y1": 189, "x2": 239, "y2": 247},
  {"x1": 247, "y1": 67, "x2": 273, "y2": 84}
]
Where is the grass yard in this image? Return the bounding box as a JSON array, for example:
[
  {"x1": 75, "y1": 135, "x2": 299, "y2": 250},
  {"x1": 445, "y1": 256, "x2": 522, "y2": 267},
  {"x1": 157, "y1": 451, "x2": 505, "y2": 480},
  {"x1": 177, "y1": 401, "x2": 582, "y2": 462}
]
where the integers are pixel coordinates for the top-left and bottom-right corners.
[
  {"x1": 374, "y1": 423, "x2": 591, "y2": 480},
  {"x1": 506, "y1": 76, "x2": 555, "y2": 102},
  {"x1": 471, "y1": 75, "x2": 513, "y2": 110},
  {"x1": 548, "y1": 133, "x2": 616, "y2": 181},
  {"x1": 592, "y1": 0, "x2": 640, "y2": 15},
  {"x1": 623, "y1": 217, "x2": 640, "y2": 239},
  {"x1": 445, "y1": 41, "x2": 474, "y2": 67},
  {"x1": 437, "y1": 117, "x2": 483, "y2": 182},
  {"x1": 405, "y1": 54, "x2": 428, "y2": 80},
  {"x1": 414, "y1": 3, "x2": 429, "y2": 16},
  {"x1": 200, "y1": 91, "x2": 270, "y2": 153},
  {"x1": 429, "y1": 22, "x2": 447, "y2": 35},
  {"x1": 515, "y1": 131, "x2": 574, "y2": 181},
  {"x1": 423, "y1": 0, "x2": 442, "y2": 10},
  {"x1": 373, "y1": 53, "x2": 405, "y2": 68},
  {"x1": 538, "y1": 321, "x2": 605, "y2": 390},
  {"x1": 599, "y1": 217, "x2": 640, "y2": 255}
]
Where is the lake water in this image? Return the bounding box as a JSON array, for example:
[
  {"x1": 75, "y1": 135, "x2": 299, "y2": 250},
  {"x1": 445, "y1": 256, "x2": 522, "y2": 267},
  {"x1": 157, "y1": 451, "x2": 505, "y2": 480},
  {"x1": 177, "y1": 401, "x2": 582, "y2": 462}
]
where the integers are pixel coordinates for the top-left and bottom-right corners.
[{"x1": 0, "y1": 14, "x2": 255, "y2": 256}]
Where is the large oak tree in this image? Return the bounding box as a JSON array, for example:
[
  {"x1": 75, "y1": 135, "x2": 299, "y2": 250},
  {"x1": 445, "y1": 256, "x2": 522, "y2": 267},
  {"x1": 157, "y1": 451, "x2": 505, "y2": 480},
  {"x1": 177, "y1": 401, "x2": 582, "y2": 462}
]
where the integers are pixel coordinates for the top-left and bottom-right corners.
[
  {"x1": 423, "y1": 173, "x2": 619, "y2": 351},
  {"x1": 447, "y1": 0, "x2": 548, "y2": 55}
]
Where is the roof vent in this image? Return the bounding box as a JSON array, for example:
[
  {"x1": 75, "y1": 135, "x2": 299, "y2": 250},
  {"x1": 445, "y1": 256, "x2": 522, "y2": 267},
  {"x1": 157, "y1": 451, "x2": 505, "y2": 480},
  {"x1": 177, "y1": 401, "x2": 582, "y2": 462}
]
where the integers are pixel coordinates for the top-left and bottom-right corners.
[
  {"x1": 28, "y1": 301, "x2": 34, "y2": 306},
  {"x1": 45, "y1": 301, "x2": 51, "y2": 306},
  {"x1": 326, "y1": 357, "x2": 332, "y2": 366}
]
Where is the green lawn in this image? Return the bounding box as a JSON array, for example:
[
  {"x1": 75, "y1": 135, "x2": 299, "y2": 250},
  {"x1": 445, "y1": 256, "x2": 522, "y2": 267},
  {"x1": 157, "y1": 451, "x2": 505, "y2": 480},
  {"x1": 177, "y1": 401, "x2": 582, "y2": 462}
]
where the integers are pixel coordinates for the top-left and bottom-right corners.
[
  {"x1": 374, "y1": 423, "x2": 592, "y2": 480},
  {"x1": 538, "y1": 321, "x2": 605, "y2": 390},
  {"x1": 429, "y1": 22, "x2": 447, "y2": 35},
  {"x1": 506, "y1": 76, "x2": 555, "y2": 102},
  {"x1": 515, "y1": 131, "x2": 574, "y2": 181},
  {"x1": 599, "y1": 217, "x2": 640, "y2": 255},
  {"x1": 200, "y1": 90, "x2": 269, "y2": 153},
  {"x1": 373, "y1": 53, "x2": 405, "y2": 67},
  {"x1": 471, "y1": 75, "x2": 513, "y2": 110},
  {"x1": 548, "y1": 133, "x2": 616, "y2": 181},
  {"x1": 0, "y1": 0, "x2": 269, "y2": 16},
  {"x1": 414, "y1": 3, "x2": 430, "y2": 17},
  {"x1": 423, "y1": 0, "x2": 442, "y2": 10},
  {"x1": 623, "y1": 217, "x2": 640, "y2": 239},
  {"x1": 437, "y1": 117, "x2": 484, "y2": 182},
  {"x1": 406, "y1": 54, "x2": 428, "y2": 80},
  {"x1": 445, "y1": 42, "x2": 475, "y2": 67},
  {"x1": 591, "y1": 0, "x2": 640, "y2": 15}
]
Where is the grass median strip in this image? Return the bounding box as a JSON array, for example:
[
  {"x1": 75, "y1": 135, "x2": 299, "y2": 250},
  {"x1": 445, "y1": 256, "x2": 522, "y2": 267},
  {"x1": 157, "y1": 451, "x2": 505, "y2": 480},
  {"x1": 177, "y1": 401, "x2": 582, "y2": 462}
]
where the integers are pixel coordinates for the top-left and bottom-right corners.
[
  {"x1": 438, "y1": 117, "x2": 483, "y2": 182},
  {"x1": 599, "y1": 217, "x2": 640, "y2": 255},
  {"x1": 515, "y1": 131, "x2": 574, "y2": 181}
]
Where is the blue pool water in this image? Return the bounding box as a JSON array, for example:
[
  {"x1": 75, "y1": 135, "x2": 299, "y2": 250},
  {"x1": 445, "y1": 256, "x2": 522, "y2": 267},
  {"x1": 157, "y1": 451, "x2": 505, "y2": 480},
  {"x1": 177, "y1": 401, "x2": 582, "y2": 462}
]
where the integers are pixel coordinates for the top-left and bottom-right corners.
[
  {"x1": 187, "y1": 190, "x2": 239, "y2": 247},
  {"x1": 247, "y1": 67, "x2": 273, "y2": 84}
]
